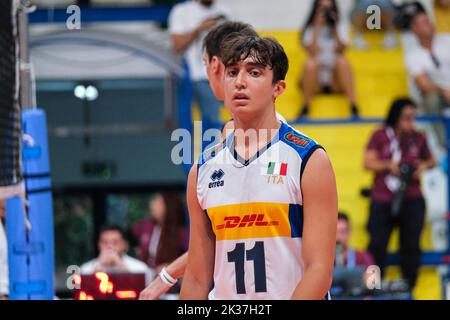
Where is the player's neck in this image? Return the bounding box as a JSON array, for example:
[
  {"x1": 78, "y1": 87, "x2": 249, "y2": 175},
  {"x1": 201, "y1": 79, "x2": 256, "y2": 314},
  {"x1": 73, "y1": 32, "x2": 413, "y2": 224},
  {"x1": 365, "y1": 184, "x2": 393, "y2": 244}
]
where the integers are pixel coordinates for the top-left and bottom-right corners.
[
  {"x1": 233, "y1": 108, "x2": 280, "y2": 132},
  {"x1": 232, "y1": 110, "x2": 280, "y2": 155}
]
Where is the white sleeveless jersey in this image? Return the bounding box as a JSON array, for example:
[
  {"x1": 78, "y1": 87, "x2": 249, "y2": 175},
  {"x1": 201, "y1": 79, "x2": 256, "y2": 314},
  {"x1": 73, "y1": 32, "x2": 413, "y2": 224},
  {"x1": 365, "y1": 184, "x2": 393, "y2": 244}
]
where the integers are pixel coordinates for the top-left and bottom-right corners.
[{"x1": 197, "y1": 122, "x2": 325, "y2": 300}]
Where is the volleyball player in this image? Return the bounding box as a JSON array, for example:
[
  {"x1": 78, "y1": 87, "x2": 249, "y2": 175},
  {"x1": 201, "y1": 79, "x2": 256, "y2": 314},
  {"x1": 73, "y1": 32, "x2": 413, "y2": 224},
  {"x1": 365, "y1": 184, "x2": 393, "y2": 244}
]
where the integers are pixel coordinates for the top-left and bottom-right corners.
[
  {"x1": 139, "y1": 21, "x2": 259, "y2": 300},
  {"x1": 180, "y1": 35, "x2": 337, "y2": 299}
]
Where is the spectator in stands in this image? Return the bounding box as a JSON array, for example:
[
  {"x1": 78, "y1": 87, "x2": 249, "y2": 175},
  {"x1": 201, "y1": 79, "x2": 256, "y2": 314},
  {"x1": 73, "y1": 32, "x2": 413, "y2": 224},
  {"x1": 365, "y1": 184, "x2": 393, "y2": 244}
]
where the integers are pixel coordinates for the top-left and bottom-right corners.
[
  {"x1": 80, "y1": 225, "x2": 153, "y2": 284},
  {"x1": 0, "y1": 199, "x2": 8, "y2": 299},
  {"x1": 130, "y1": 192, "x2": 187, "y2": 274},
  {"x1": 351, "y1": 0, "x2": 398, "y2": 49},
  {"x1": 335, "y1": 212, "x2": 374, "y2": 269},
  {"x1": 404, "y1": 6, "x2": 450, "y2": 146},
  {"x1": 299, "y1": 0, "x2": 359, "y2": 119},
  {"x1": 364, "y1": 97, "x2": 436, "y2": 289},
  {"x1": 168, "y1": 0, "x2": 231, "y2": 132},
  {"x1": 405, "y1": 7, "x2": 450, "y2": 114},
  {"x1": 332, "y1": 212, "x2": 375, "y2": 297}
]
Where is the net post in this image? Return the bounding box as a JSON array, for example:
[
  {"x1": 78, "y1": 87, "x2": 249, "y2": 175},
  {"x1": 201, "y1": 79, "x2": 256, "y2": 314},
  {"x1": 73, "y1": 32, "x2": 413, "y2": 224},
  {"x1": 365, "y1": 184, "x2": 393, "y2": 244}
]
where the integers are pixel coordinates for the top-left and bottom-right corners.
[{"x1": 18, "y1": 1, "x2": 33, "y2": 110}]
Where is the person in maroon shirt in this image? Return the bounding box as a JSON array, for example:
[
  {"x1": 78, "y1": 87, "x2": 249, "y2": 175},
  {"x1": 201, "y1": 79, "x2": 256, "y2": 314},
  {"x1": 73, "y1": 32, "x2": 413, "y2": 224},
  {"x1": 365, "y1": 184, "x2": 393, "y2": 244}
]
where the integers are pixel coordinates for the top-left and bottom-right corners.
[
  {"x1": 131, "y1": 192, "x2": 188, "y2": 273},
  {"x1": 364, "y1": 97, "x2": 436, "y2": 289}
]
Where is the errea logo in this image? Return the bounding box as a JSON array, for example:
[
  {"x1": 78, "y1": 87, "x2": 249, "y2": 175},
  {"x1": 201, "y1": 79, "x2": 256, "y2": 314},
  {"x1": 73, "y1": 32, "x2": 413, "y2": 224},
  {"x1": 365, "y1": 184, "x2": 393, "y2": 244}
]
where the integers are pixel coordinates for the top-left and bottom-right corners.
[{"x1": 209, "y1": 169, "x2": 225, "y2": 189}]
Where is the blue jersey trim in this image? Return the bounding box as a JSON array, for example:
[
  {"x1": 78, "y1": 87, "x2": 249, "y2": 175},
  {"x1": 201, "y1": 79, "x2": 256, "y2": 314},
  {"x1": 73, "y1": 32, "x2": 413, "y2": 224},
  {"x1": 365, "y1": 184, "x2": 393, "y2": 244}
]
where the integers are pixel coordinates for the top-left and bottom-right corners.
[
  {"x1": 300, "y1": 144, "x2": 325, "y2": 179},
  {"x1": 288, "y1": 204, "x2": 304, "y2": 238},
  {"x1": 279, "y1": 122, "x2": 319, "y2": 159}
]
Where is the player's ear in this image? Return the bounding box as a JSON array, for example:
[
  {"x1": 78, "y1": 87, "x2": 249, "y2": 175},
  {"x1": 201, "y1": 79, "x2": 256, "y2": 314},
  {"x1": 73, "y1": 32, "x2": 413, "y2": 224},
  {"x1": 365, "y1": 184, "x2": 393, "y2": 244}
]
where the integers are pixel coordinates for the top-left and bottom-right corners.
[
  {"x1": 273, "y1": 80, "x2": 286, "y2": 100},
  {"x1": 211, "y1": 56, "x2": 221, "y2": 74}
]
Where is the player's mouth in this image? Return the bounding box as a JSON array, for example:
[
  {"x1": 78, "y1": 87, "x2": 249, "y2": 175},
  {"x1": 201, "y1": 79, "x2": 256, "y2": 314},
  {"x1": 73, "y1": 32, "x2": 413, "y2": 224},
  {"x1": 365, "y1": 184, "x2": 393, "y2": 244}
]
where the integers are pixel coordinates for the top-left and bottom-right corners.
[{"x1": 233, "y1": 92, "x2": 250, "y2": 105}]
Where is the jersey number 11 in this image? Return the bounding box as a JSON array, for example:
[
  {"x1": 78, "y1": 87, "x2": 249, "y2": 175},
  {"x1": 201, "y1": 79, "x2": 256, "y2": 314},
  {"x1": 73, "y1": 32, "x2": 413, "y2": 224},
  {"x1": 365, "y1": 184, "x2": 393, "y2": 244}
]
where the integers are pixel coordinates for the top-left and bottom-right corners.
[{"x1": 227, "y1": 241, "x2": 267, "y2": 294}]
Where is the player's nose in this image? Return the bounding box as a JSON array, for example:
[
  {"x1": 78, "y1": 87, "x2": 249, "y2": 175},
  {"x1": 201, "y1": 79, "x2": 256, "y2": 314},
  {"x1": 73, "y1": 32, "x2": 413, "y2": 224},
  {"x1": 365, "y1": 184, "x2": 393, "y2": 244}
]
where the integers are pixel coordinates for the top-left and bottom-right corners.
[{"x1": 234, "y1": 71, "x2": 247, "y2": 89}]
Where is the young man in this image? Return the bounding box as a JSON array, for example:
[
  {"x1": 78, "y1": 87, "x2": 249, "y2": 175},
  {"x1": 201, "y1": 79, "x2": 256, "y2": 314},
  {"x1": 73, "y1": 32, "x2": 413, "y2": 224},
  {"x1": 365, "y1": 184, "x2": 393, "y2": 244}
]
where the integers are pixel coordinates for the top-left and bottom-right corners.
[
  {"x1": 81, "y1": 226, "x2": 154, "y2": 284},
  {"x1": 139, "y1": 22, "x2": 259, "y2": 300},
  {"x1": 335, "y1": 213, "x2": 374, "y2": 269},
  {"x1": 180, "y1": 35, "x2": 337, "y2": 299}
]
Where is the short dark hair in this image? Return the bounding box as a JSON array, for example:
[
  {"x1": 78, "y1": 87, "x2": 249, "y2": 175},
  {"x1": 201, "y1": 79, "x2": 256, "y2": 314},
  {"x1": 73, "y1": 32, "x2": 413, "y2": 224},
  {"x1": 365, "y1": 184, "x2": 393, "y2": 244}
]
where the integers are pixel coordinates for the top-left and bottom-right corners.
[
  {"x1": 385, "y1": 97, "x2": 417, "y2": 129},
  {"x1": 203, "y1": 21, "x2": 258, "y2": 62},
  {"x1": 221, "y1": 35, "x2": 289, "y2": 84},
  {"x1": 338, "y1": 212, "x2": 349, "y2": 223},
  {"x1": 394, "y1": 1, "x2": 426, "y2": 30},
  {"x1": 99, "y1": 225, "x2": 127, "y2": 240}
]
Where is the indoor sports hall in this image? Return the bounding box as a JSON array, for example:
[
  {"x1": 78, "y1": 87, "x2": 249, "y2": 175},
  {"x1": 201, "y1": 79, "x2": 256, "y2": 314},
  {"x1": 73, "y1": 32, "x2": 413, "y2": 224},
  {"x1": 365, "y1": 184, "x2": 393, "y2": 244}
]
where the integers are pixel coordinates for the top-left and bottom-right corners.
[{"x1": 1, "y1": 0, "x2": 449, "y2": 301}]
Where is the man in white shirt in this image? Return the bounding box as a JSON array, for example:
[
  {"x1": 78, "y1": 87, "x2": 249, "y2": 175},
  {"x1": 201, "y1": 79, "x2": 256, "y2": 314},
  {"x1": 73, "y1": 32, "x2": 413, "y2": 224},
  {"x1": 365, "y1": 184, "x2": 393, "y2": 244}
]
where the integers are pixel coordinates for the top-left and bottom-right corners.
[
  {"x1": 405, "y1": 11, "x2": 450, "y2": 111},
  {"x1": 80, "y1": 226, "x2": 153, "y2": 285},
  {"x1": 168, "y1": 0, "x2": 231, "y2": 133},
  {"x1": 404, "y1": 10, "x2": 450, "y2": 147}
]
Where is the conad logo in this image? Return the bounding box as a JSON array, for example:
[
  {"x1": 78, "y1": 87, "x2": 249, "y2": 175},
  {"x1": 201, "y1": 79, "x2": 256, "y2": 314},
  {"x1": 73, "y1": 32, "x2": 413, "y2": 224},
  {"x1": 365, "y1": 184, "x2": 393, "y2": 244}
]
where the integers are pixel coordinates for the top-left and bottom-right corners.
[{"x1": 284, "y1": 132, "x2": 310, "y2": 148}]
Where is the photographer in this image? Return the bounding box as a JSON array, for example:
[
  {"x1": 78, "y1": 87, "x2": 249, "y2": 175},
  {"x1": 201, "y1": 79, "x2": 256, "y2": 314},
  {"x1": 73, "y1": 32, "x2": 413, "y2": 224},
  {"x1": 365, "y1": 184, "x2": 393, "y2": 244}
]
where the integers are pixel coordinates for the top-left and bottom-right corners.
[
  {"x1": 299, "y1": 0, "x2": 359, "y2": 118},
  {"x1": 364, "y1": 98, "x2": 436, "y2": 289}
]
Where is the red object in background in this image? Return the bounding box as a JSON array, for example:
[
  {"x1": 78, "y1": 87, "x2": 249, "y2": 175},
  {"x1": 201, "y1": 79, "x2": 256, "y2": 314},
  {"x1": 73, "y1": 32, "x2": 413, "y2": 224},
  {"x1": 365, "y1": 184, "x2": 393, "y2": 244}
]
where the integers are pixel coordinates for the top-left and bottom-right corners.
[{"x1": 74, "y1": 273, "x2": 146, "y2": 300}]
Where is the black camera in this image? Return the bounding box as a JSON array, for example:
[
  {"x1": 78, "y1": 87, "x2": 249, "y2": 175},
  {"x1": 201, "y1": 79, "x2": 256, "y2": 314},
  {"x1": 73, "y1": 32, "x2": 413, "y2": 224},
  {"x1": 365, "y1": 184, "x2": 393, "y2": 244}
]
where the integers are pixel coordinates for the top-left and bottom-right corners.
[
  {"x1": 324, "y1": 9, "x2": 337, "y2": 27},
  {"x1": 391, "y1": 164, "x2": 415, "y2": 217}
]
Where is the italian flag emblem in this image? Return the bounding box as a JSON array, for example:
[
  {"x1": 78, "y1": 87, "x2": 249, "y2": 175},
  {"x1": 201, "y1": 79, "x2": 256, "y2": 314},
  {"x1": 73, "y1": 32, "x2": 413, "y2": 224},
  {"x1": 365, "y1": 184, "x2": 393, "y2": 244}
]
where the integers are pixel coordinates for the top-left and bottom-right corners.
[{"x1": 264, "y1": 162, "x2": 287, "y2": 176}]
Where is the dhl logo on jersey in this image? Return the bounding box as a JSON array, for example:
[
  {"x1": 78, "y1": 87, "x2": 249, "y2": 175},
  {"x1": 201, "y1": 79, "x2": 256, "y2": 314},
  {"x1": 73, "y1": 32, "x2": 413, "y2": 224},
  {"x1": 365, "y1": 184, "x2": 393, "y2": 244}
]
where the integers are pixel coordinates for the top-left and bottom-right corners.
[
  {"x1": 207, "y1": 202, "x2": 293, "y2": 240},
  {"x1": 216, "y1": 214, "x2": 279, "y2": 230}
]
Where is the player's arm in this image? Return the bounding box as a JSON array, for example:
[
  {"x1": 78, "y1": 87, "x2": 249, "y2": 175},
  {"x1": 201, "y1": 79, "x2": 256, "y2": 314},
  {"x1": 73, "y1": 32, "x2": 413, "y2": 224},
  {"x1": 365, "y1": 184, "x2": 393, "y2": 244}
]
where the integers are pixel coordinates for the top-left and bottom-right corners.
[
  {"x1": 139, "y1": 252, "x2": 188, "y2": 300},
  {"x1": 291, "y1": 149, "x2": 337, "y2": 300},
  {"x1": 179, "y1": 164, "x2": 215, "y2": 299}
]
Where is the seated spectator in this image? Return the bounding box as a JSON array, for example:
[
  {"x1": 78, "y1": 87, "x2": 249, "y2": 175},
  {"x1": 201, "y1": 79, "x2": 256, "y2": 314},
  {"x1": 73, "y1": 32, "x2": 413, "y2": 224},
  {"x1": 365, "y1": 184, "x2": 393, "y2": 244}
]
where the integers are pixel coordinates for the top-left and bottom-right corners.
[
  {"x1": 351, "y1": 0, "x2": 398, "y2": 49},
  {"x1": 335, "y1": 212, "x2": 374, "y2": 269},
  {"x1": 131, "y1": 192, "x2": 187, "y2": 273},
  {"x1": 299, "y1": 0, "x2": 359, "y2": 118},
  {"x1": 332, "y1": 212, "x2": 375, "y2": 297},
  {"x1": 404, "y1": 6, "x2": 450, "y2": 146},
  {"x1": 80, "y1": 225, "x2": 153, "y2": 284},
  {"x1": 404, "y1": 6, "x2": 450, "y2": 113},
  {"x1": 0, "y1": 199, "x2": 8, "y2": 299}
]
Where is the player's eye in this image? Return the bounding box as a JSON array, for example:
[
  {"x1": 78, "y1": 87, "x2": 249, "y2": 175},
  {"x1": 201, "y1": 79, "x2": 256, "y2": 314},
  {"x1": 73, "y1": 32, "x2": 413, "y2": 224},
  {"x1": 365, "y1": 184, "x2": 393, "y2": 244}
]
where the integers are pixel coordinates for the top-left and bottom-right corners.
[
  {"x1": 249, "y1": 69, "x2": 261, "y2": 77},
  {"x1": 227, "y1": 69, "x2": 239, "y2": 77}
]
